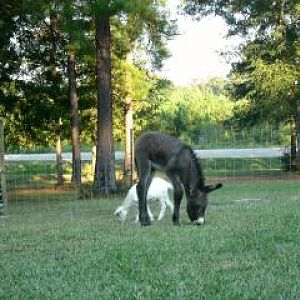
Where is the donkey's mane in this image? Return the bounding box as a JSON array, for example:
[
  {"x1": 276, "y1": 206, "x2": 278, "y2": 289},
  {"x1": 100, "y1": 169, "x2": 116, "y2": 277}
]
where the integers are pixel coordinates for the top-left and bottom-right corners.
[{"x1": 186, "y1": 145, "x2": 205, "y2": 189}]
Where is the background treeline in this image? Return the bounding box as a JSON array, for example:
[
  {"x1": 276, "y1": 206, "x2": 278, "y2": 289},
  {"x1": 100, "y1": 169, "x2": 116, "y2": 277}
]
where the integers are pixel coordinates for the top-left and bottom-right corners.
[
  {"x1": 145, "y1": 81, "x2": 291, "y2": 149},
  {"x1": 3, "y1": 76, "x2": 291, "y2": 152},
  {"x1": 0, "y1": 0, "x2": 299, "y2": 193}
]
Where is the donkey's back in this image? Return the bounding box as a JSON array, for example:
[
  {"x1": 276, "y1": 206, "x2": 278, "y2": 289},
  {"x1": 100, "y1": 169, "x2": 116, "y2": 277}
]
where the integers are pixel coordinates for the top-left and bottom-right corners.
[{"x1": 135, "y1": 131, "x2": 186, "y2": 169}]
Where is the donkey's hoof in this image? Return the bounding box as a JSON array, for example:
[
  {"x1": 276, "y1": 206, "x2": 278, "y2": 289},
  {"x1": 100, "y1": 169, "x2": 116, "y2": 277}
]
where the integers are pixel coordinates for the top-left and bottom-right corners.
[
  {"x1": 139, "y1": 213, "x2": 152, "y2": 226},
  {"x1": 172, "y1": 215, "x2": 180, "y2": 226},
  {"x1": 140, "y1": 220, "x2": 152, "y2": 226},
  {"x1": 193, "y1": 217, "x2": 205, "y2": 225},
  {"x1": 172, "y1": 219, "x2": 180, "y2": 226},
  {"x1": 141, "y1": 222, "x2": 151, "y2": 226},
  {"x1": 140, "y1": 216, "x2": 152, "y2": 226}
]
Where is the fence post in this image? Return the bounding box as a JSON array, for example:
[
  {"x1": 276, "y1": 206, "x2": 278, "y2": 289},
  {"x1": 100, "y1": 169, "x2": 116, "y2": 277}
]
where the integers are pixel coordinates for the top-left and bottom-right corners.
[{"x1": 0, "y1": 121, "x2": 6, "y2": 216}]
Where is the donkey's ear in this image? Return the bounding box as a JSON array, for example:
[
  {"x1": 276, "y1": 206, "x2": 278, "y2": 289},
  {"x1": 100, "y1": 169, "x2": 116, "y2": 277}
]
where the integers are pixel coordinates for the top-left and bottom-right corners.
[{"x1": 205, "y1": 183, "x2": 223, "y2": 193}]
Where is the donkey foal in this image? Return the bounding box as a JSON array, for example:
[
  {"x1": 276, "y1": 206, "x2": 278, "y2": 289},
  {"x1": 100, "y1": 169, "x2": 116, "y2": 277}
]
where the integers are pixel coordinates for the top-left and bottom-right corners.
[
  {"x1": 114, "y1": 177, "x2": 174, "y2": 222},
  {"x1": 135, "y1": 131, "x2": 223, "y2": 226}
]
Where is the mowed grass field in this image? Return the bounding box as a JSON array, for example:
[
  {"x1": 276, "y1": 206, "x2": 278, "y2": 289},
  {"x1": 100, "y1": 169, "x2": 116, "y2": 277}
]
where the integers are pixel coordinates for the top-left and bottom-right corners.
[{"x1": 1, "y1": 181, "x2": 300, "y2": 299}]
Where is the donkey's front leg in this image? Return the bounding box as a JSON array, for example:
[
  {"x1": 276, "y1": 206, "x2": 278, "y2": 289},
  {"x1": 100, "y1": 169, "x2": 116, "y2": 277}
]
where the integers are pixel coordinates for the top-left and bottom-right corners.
[
  {"x1": 136, "y1": 179, "x2": 151, "y2": 226},
  {"x1": 172, "y1": 186, "x2": 183, "y2": 225},
  {"x1": 167, "y1": 173, "x2": 183, "y2": 225},
  {"x1": 135, "y1": 206, "x2": 154, "y2": 223}
]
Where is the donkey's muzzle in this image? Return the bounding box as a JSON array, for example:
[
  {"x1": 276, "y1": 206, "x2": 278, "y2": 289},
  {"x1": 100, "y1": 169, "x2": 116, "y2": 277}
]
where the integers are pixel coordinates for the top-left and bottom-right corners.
[{"x1": 193, "y1": 217, "x2": 205, "y2": 225}]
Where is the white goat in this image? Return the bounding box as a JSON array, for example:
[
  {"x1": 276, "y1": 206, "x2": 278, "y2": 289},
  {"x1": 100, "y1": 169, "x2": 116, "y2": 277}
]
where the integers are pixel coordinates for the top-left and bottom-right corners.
[{"x1": 114, "y1": 177, "x2": 174, "y2": 222}]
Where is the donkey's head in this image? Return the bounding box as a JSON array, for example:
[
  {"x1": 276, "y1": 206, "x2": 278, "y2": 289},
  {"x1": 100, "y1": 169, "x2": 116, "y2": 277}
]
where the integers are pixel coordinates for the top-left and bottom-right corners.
[{"x1": 186, "y1": 183, "x2": 223, "y2": 225}]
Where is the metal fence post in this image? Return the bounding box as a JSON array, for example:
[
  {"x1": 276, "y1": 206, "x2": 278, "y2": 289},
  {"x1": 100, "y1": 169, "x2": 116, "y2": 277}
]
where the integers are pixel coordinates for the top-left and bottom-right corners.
[{"x1": 0, "y1": 121, "x2": 6, "y2": 216}]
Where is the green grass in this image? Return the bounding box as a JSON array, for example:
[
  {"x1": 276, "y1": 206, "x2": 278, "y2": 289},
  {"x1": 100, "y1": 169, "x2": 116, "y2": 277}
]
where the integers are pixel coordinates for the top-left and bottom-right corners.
[{"x1": 1, "y1": 181, "x2": 300, "y2": 299}]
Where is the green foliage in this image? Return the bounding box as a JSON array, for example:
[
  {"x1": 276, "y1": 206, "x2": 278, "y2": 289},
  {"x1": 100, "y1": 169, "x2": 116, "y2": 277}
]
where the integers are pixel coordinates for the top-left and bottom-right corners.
[
  {"x1": 2, "y1": 0, "x2": 297, "y2": 156},
  {"x1": 135, "y1": 78, "x2": 291, "y2": 148},
  {"x1": 185, "y1": 0, "x2": 299, "y2": 128},
  {"x1": 184, "y1": 0, "x2": 299, "y2": 39},
  {"x1": 150, "y1": 81, "x2": 235, "y2": 144},
  {"x1": 228, "y1": 60, "x2": 298, "y2": 129},
  {"x1": 112, "y1": 57, "x2": 154, "y2": 142},
  {"x1": 0, "y1": 1, "x2": 25, "y2": 148},
  {"x1": 134, "y1": 77, "x2": 172, "y2": 134},
  {"x1": 0, "y1": 0, "x2": 176, "y2": 153},
  {"x1": 229, "y1": 40, "x2": 298, "y2": 125}
]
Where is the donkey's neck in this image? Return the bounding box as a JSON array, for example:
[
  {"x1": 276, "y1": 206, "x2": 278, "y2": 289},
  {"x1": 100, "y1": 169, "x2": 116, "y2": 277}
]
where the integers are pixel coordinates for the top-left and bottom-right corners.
[{"x1": 183, "y1": 149, "x2": 205, "y2": 193}]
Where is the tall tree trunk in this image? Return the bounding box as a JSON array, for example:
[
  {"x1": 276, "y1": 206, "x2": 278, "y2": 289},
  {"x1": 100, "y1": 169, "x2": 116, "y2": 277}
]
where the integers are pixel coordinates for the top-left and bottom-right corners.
[
  {"x1": 50, "y1": 9, "x2": 64, "y2": 186},
  {"x1": 68, "y1": 51, "x2": 82, "y2": 186},
  {"x1": 124, "y1": 53, "x2": 135, "y2": 185},
  {"x1": 94, "y1": 15, "x2": 116, "y2": 195}
]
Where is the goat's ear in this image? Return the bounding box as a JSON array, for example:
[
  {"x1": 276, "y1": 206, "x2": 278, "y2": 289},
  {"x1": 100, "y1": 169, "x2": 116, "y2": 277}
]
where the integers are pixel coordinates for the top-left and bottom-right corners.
[{"x1": 205, "y1": 183, "x2": 223, "y2": 193}]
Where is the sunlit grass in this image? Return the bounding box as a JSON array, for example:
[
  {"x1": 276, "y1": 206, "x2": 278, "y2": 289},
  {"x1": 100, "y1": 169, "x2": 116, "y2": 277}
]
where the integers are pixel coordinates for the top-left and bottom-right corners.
[{"x1": 1, "y1": 182, "x2": 299, "y2": 299}]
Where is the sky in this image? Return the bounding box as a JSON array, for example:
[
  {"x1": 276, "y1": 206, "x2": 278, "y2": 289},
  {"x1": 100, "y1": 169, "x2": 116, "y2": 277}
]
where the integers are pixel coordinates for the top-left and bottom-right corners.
[{"x1": 159, "y1": 2, "x2": 239, "y2": 86}]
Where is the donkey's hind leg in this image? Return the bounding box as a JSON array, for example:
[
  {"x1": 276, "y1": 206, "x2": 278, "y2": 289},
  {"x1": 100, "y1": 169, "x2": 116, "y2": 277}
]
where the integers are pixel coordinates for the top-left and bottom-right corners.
[{"x1": 136, "y1": 159, "x2": 153, "y2": 226}]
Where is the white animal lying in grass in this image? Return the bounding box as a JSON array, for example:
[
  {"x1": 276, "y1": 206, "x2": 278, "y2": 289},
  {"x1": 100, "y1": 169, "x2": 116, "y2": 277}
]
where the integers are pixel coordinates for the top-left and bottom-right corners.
[{"x1": 114, "y1": 177, "x2": 174, "y2": 222}]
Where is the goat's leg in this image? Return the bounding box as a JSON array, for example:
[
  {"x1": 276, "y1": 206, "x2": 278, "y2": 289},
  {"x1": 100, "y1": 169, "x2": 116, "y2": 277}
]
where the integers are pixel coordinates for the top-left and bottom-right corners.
[
  {"x1": 147, "y1": 206, "x2": 154, "y2": 221},
  {"x1": 157, "y1": 200, "x2": 167, "y2": 221},
  {"x1": 135, "y1": 205, "x2": 153, "y2": 222},
  {"x1": 165, "y1": 186, "x2": 174, "y2": 213},
  {"x1": 166, "y1": 198, "x2": 174, "y2": 213}
]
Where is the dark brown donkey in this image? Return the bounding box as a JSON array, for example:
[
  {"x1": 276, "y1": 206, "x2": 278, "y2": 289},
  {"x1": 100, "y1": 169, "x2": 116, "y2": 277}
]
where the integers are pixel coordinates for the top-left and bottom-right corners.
[{"x1": 135, "y1": 131, "x2": 222, "y2": 226}]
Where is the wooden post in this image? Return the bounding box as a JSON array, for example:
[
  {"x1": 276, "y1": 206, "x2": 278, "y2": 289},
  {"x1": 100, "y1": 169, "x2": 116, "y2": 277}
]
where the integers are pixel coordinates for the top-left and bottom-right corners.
[
  {"x1": 0, "y1": 121, "x2": 6, "y2": 216},
  {"x1": 290, "y1": 121, "x2": 297, "y2": 171}
]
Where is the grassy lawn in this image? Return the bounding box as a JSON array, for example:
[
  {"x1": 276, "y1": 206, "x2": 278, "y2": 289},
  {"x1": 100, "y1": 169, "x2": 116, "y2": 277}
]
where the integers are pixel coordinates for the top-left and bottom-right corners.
[{"x1": 1, "y1": 181, "x2": 300, "y2": 299}]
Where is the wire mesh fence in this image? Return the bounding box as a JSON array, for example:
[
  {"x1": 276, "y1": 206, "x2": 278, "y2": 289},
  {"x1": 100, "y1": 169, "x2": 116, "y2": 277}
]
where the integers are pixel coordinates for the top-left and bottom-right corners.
[{"x1": 3, "y1": 121, "x2": 298, "y2": 208}]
